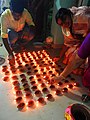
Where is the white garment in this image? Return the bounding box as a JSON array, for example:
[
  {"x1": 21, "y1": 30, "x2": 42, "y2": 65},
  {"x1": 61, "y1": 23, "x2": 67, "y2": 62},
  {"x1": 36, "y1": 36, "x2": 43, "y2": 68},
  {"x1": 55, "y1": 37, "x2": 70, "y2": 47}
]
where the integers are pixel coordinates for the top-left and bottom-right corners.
[{"x1": 1, "y1": 0, "x2": 10, "y2": 12}]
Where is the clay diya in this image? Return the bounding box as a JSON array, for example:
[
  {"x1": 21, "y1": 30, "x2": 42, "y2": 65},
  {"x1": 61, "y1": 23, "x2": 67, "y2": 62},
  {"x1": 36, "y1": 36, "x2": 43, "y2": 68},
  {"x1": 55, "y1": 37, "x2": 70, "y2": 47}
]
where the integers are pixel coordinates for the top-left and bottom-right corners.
[
  {"x1": 21, "y1": 78, "x2": 27, "y2": 84},
  {"x1": 25, "y1": 93, "x2": 33, "y2": 100},
  {"x1": 46, "y1": 94, "x2": 55, "y2": 102},
  {"x1": 16, "y1": 90, "x2": 23, "y2": 96},
  {"x1": 35, "y1": 90, "x2": 42, "y2": 97},
  {"x1": 68, "y1": 84, "x2": 73, "y2": 89},
  {"x1": 12, "y1": 75, "x2": 18, "y2": 80},
  {"x1": 15, "y1": 97, "x2": 23, "y2": 104},
  {"x1": 3, "y1": 76, "x2": 10, "y2": 82},
  {"x1": 27, "y1": 100, "x2": 36, "y2": 109},
  {"x1": 40, "y1": 83, "x2": 46, "y2": 88},
  {"x1": 38, "y1": 97, "x2": 46, "y2": 105},
  {"x1": 62, "y1": 88, "x2": 68, "y2": 93},
  {"x1": 12, "y1": 81, "x2": 20, "y2": 86},
  {"x1": 23, "y1": 83, "x2": 29, "y2": 89},
  {"x1": 20, "y1": 74, "x2": 26, "y2": 79},
  {"x1": 49, "y1": 85, "x2": 56, "y2": 91},
  {"x1": 55, "y1": 89, "x2": 62, "y2": 96},
  {"x1": 17, "y1": 102, "x2": 26, "y2": 112},
  {"x1": 14, "y1": 86, "x2": 21, "y2": 91},
  {"x1": 31, "y1": 86, "x2": 37, "y2": 91},
  {"x1": 30, "y1": 81, "x2": 36, "y2": 85},
  {"x1": 42, "y1": 88, "x2": 49, "y2": 94}
]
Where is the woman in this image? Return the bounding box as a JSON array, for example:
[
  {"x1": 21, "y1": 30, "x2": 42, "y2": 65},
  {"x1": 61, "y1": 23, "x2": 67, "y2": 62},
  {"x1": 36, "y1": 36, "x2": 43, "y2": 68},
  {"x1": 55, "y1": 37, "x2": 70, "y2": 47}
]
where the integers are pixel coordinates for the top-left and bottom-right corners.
[
  {"x1": 53, "y1": 33, "x2": 90, "y2": 89},
  {"x1": 54, "y1": 6, "x2": 90, "y2": 75}
]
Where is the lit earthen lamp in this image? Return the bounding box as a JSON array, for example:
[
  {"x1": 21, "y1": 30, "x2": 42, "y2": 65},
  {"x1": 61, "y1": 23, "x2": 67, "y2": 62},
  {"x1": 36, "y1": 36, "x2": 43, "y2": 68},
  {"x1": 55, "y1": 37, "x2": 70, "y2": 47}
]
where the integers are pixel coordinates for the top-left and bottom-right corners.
[
  {"x1": 42, "y1": 88, "x2": 49, "y2": 94},
  {"x1": 17, "y1": 102, "x2": 26, "y2": 112},
  {"x1": 46, "y1": 94, "x2": 55, "y2": 102},
  {"x1": 25, "y1": 93, "x2": 33, "y2": 100},
  {"x1": 25, "y1": 64, "x2": 30, "y2": 68},
  {"x1": 30, "y1": 81, "x2": 36, "y2": 85},
  {"x1": 62, "y1": 88, "x2": 68, "y2": 93},
  {"x1": 37, "y1": 78, "x2": 42, "y2": 84},
  {"x1": 58, "y1": 81, "x2": 63, "y2": 86},
  {"x1": 21, "y1": 78, "x2": 27, "y2": 84},
  {"x1": 16, "y1": 90, "x2": 23, "y2": 97},
  {"x1": 15, "y1": 97, "x2": 23, "y2": 104},
  {"x1": 2, "y1": 65, "x2": 8, "y2": 69},
  {"x1": 68, "y1": 84, "x2": 73, "y2": 89},
  {"x1": 55, "y1": 89, "x2": 62, "y2": 96},
  {"x1": 5, "y1": 70, "x2": 10, "y2": 75},
  {"x1": 12, "y1": 81, "x2": 20, "y2": 87},
  {"x1": 27, "y1": 100, "x2": 36, "y2": 109},
  {"x1": 40, "y1": 83, "x2": 46, "y2": 88},
  {"x1": 38, "y1": 97, "x2": 46, "y2": 105},
  {"x1": 49, "y1": 85, "x2": 56, "y2": 91},
  {"x1": 2, "y1": 66, "x2": 8, "y2": 72},
  {"x1": 29, "y1": 76, "x2": 34, "y2": 81},
  {"x1": 36, "y1": 74, "x2": 40, "y2": 78},
  {"x1": 64, "y1": 80, "x2": 69, "y2": 83},
  {"x1": 10, "y1": 67, "x2": 17, "y2": 74},
  {"x1": 24, "y1": 88, "x2": 31, "y2": 93},
  {"x1": 27, "y1": 71, "x2": 31, "y2": 75},
  {"x1": 35, "y1": 90, "x2": 42, "y2": 97},
  {"x1": 14, "y1": 86, "x2": 21, "y2": 91},
  {"x1": 12, "y1": 75, "x2": 18, "y2": 80},
  {"x1": 3, "y1": 76, "x2": 10, "y2": 82},
  {"x1": 74, "y1": 82, "x2": 80, "y2": 87},
  {"x1": 23, "y1": 83, "x2": 29, "y2": 89},
  {"x1": 27, "y1": 66, "x2": 31, "y2": 70},
  {"x1": 20, "y1": 74, "x2": 26, "y2": 79},
  {"x1": 31, "y1": 85, "x2": 37, "y2": 91}
]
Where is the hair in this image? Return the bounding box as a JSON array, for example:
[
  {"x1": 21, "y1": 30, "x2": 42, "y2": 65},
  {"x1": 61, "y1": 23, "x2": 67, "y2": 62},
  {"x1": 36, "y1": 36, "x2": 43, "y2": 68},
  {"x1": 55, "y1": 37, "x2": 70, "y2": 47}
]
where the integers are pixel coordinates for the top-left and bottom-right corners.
[
  {"x1": 71, "y1": 104, "x2": 90, "y2": 120},
  {"x1": 55, "y1": 8, "x2": 73, "y2": 24},
  {"x1": 10, "y1": 0, "x2": 25, "y2": 13}
]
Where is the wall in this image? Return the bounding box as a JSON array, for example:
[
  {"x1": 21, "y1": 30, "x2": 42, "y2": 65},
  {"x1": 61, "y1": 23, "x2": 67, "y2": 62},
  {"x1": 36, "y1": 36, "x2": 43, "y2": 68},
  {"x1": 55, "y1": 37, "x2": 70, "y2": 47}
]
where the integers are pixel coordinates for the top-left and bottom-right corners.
[{"x1": 0, "y1": 0, "x2": 10, "y2": 13}]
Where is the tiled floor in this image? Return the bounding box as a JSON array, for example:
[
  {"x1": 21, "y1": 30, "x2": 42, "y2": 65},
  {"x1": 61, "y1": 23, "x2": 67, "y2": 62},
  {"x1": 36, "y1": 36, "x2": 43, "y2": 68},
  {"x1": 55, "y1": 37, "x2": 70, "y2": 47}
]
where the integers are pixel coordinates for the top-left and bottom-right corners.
[{"x1": 0, "y1": 38, "x2": 90, "y2": 120}]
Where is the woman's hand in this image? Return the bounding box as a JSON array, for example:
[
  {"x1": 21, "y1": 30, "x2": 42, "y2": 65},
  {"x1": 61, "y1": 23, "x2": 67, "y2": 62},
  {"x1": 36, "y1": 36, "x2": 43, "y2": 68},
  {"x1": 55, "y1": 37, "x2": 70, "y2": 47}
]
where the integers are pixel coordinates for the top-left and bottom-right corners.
[
  {"x1": 51, "y1": 75, "x2": 65, "y2": 84},
  {"x1": 53, "y1": 57, "x2": 60, "y2": 62}
]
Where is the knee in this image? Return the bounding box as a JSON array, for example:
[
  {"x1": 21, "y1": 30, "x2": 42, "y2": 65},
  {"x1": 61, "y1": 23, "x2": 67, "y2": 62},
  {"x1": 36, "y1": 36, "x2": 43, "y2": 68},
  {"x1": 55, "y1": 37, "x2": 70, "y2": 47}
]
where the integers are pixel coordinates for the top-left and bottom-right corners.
[{"x1": 8, "y1": 29, "x2": 18, "y2": 42}]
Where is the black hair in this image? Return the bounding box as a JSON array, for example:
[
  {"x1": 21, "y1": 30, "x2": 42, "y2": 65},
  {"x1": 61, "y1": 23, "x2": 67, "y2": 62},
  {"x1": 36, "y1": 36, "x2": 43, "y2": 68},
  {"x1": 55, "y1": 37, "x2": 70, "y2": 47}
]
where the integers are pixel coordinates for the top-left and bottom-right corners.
[
  {"x1": 10, "y1": 0, "x2": 24, "y2": 13},
  {"x1": 71, "y1": 104, "x2": 90, "y2": 120},
  {"x1": 55, "y1": 8, "x2": 73, "y2": 24},
  {"x1": 55, "y1": 8, "x2": 74, "y2": 36}
]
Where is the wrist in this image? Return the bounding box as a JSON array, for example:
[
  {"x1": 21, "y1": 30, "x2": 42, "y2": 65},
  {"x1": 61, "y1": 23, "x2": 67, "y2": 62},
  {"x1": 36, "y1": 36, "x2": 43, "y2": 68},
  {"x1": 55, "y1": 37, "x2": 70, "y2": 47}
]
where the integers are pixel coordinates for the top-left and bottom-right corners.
[{"x1": 60, "y1": 73, "x2": 66, "y2": 79}]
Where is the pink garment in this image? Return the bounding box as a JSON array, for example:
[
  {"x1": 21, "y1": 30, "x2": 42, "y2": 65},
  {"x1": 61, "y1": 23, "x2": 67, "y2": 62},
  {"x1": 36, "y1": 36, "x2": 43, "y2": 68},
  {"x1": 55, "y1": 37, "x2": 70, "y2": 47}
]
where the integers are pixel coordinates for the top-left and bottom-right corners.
[{"x1": 65, "y1": 105, "x2": 75, "y2": 120}]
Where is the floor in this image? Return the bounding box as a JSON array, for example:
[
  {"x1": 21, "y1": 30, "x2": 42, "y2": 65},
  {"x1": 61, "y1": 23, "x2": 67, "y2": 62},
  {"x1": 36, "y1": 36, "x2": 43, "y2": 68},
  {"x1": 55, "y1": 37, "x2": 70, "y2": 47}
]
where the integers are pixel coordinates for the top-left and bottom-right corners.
[{"x1": 0, "y1": 37, "x2": 90, "y2": 120}]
